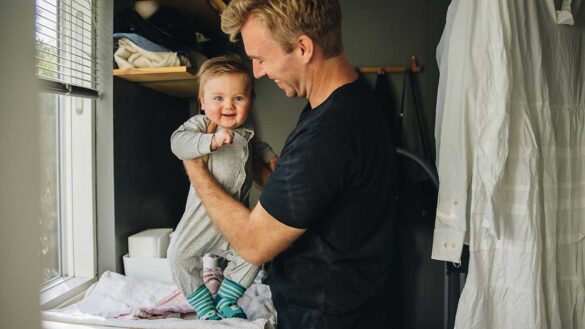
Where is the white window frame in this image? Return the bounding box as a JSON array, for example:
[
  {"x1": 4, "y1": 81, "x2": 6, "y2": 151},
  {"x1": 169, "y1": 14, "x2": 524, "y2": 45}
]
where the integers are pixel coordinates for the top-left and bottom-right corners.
[
  {"x1": 36, "y1": 0, "x2": 100, "y2": 309},
  {"x1": 39, "y1": 97, "x2": 97, "y2": 310}
]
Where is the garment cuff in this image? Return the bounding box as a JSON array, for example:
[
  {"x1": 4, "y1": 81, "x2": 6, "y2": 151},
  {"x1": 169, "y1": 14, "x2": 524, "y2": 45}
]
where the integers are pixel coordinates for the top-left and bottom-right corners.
[
  {"x1": 261, "y1": 147, "x2": 277, "y2": 163},
  {"x1": 254, "y1": 141, "x2": 277, "y2": 163},
  {"x1": 431, "y1": 227, "x2": 466, "y2": 263},
  {"x1": 197, "y1": 133, "x2": 213, "y2": 155}
]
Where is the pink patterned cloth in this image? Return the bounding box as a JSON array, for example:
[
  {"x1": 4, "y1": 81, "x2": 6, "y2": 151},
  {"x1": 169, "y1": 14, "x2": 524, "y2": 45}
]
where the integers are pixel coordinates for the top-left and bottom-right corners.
[
  {"x1": 133, "y1": 266, "x2": 223, "y2": 319},
  {"x1": 203, "y1": 267, "x2": 223, "y2": 297},
  {"x1": 132, "y1": 289, "x2": 194, "y2": 319}
]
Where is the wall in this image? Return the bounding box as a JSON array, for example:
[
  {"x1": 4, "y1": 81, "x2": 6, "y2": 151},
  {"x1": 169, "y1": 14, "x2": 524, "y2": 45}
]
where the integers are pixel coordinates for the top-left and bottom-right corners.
[
  {"x1": 96, "y1": 0, "x2": 117, "y2": 275},
  {"x1": 0, "y1": 1, "x2": 41, "y2": 329},
  {"x1": 112, "y1": 79, "x2": 191, "y2": 272}
]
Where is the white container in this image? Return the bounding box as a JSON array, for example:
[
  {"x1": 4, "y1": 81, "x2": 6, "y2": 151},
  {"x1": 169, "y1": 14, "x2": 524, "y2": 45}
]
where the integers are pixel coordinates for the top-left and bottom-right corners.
[
  {"x1": 123, "y1": 254, "x2": 173, "y2": 283},
  {"x1": 128, "y1": 228, "x2": 173, "y2": 258}
]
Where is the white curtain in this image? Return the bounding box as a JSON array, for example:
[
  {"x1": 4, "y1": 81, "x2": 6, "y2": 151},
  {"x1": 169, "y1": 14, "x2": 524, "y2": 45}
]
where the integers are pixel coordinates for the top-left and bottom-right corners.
[{"x1": 432, "y1": 0, "x2": 585, "y2": 328}]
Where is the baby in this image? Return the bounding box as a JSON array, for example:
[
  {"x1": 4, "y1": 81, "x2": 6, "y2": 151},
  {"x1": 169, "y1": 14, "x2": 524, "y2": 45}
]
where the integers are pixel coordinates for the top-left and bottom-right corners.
[{"x1": 167, "y1": 55, "x2": 277, "y2": 320}]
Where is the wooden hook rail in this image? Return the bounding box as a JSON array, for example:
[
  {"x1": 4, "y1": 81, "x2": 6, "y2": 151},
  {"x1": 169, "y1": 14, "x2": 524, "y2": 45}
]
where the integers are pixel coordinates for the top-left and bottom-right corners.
[{"x1": 358, "y1": 56, "x2": 422, "y2": 74}]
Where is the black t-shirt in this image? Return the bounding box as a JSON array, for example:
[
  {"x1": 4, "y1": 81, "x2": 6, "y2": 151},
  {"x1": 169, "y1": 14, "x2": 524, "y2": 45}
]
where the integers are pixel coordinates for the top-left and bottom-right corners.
[{"x1": 260, "y1": 79, "x2": 397, "y2": 329}]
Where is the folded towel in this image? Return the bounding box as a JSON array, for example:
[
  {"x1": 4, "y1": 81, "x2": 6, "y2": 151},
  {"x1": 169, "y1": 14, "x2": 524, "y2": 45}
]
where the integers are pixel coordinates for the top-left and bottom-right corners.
[
  {"x1": 114, "y1": 33, "x2": 171, "y2": 52},
  {"x1": 114, "y1": 37, "x2": 184, "y2": 69}
]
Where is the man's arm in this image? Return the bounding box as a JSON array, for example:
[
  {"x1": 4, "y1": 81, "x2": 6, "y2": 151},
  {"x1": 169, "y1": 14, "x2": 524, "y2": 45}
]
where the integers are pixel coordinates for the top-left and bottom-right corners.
[{"x1": 183, "y1": 158, "x2": 305, "y2": 265}]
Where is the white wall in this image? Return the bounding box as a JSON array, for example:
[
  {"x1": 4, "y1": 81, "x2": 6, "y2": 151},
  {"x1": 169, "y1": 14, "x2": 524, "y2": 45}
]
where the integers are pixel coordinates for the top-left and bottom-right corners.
[
  {"x1": 96, "y1": 0, "x2": 117, "y2": 275},
  {"x1": 0, "y1": 1, "x2": 41, "y2": 329}
]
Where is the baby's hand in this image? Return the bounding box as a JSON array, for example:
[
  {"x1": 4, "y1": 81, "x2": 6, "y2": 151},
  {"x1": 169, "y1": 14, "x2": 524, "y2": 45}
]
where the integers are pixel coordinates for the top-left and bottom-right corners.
[
  {"x1": 211, "y1": 129, "x2": 235, "y2": 151},
  {"x1": 267, "y1": 155, "x2": 278, "y2": 172}
]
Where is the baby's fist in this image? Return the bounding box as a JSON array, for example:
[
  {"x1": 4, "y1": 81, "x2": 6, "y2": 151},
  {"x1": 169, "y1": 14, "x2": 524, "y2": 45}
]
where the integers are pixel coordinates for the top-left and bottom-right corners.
[{"x1": 211, "y1": 129, "x2": 234, "y2": 150}]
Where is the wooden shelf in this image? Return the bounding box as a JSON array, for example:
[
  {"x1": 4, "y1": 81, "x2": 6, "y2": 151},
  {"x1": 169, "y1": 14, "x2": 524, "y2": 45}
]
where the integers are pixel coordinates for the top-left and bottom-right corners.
[
  {"x1": 112, "y1": 1, "x2": 230, "y2": 98},
  {"x1": 113, "y1": 66, "x2": 198, "y2": 98}
]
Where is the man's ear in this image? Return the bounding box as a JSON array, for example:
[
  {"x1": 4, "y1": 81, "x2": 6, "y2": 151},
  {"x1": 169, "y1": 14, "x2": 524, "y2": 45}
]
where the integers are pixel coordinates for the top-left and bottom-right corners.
[{"x1": 297, "y1": 35, "x2": 314, "y2": 64}]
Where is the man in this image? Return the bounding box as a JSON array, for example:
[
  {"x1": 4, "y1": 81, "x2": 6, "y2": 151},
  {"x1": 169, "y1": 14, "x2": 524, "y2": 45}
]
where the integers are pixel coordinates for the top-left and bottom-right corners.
[{"x1": 183, "y1": 0, "x2": 397, "y2": 327}]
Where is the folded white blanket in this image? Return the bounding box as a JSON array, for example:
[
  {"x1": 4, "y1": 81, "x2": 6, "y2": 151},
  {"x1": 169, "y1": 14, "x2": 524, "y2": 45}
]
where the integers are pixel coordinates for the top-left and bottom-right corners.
[
  {"x1": 42, "y1": 271, "x2": 276, "y2": 329},
  {"x1": 114, "y1": 37, "x2": 181, "y2": 69}
]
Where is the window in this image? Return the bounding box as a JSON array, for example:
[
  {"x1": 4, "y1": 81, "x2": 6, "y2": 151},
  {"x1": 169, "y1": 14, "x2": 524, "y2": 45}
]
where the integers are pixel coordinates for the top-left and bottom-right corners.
[
  {"x1": 39, "y1": 93, "x2": 61, "y2": 284},
  {"x1": 36, "y1": 0, "x2": 99, "y2": 307}
]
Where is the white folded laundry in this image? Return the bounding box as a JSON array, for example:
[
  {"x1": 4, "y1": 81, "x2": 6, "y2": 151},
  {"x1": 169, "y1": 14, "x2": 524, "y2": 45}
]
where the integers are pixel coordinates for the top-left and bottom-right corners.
[{"x1": 115, "y1": 38, "x2": 181, "y2": 69}]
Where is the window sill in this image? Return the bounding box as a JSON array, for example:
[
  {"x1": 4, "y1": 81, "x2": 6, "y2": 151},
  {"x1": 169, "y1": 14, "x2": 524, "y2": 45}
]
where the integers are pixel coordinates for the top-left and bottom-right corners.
[{"x1": 40, "y1": 276, "x2": 96, "y2": 310}]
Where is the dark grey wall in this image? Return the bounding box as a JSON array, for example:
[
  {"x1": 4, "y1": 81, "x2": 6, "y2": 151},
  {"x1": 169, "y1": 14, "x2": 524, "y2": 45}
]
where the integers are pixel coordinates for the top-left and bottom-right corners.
[{"x1": 113, "y1": 79, "x2": 191, "y2": 272}]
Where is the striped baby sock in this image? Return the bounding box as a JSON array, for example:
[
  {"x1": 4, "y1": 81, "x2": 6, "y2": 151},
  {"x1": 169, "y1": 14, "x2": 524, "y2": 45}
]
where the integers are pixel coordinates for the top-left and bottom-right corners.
[
  {"x1": 215, "y1": 278, "x2": 247, "y2": 319},
  {"x1": 187, "y1": 285, "x2": 222, "y2": 320}
]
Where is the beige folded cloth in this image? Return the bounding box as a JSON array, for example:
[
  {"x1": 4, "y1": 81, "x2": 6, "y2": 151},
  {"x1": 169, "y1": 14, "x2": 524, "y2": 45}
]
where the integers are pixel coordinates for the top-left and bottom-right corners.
[{"x1": 115, "y1": 37, "x2": 181, "y2": 69}]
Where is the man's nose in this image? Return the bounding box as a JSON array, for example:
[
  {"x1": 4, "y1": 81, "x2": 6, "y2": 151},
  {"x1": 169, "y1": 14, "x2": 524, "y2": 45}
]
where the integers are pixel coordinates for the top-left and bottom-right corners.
[{"x1": 253, "y1": 60, "x2": 266, "y2": 78}]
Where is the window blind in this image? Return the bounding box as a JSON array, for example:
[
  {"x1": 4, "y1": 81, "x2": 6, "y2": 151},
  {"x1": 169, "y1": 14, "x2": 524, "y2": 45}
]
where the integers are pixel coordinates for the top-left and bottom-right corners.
[{"x1": 35, "y1": 0, "x2": 98, "y2": 96}]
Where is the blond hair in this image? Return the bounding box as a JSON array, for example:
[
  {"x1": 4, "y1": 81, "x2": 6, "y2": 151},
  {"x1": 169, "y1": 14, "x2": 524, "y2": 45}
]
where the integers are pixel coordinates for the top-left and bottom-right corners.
[
  {"x1": 196, "y1": 54, "x2": 253, "y2": 98},
  {"x1": 221, "y1": 0, "x2": 343, "y2": 58}
]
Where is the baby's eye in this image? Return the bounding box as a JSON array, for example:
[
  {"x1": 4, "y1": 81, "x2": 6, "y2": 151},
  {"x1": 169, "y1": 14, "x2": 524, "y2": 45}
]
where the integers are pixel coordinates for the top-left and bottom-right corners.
[
  {"x1": 234, "y1": 96, "x2": 245, "y2": 102},
  {"x1": 214, "y1": 96, "x2": 223, "y2": 101}
]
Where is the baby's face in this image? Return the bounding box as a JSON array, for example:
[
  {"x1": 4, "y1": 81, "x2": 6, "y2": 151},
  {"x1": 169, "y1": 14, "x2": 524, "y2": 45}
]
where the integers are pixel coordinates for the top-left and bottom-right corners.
[{"x1": 200, "y1": 73, "x2": 252, "y2": 129}]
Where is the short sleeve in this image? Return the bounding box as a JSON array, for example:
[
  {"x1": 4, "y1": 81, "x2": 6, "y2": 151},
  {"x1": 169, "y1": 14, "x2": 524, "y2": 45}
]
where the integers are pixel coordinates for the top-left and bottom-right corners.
[{"x1": 260, "y1": 131, "x2": 352, "y2": 229}]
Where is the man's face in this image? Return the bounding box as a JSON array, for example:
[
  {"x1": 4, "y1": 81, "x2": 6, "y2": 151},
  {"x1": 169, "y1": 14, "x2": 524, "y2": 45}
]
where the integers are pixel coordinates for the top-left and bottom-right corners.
[{"x1": 241, "y1": 16, "x2": 305, "y2": 98}]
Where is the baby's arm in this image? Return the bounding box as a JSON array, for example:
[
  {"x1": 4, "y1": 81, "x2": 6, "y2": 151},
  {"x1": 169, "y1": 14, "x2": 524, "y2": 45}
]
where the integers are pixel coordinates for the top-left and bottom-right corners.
[
  {"x1": 251, "y1": 137, "x2": 278, "y2": 189},
  {"x1": 170, "y1": 115, "x2": 215, "y2": 160}
]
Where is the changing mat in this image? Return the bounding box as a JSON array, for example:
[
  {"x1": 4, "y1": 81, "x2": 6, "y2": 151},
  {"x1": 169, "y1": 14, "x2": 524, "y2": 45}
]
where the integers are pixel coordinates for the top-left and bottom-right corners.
[{"x1": 42, "y1": 271, "x2": 276, "y2": 329}]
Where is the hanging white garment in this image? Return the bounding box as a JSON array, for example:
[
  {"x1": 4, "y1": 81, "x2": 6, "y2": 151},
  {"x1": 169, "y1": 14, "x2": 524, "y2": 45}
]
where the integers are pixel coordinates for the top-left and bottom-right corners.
[
  {"x1": 433, "y1": 0, "x2": 459, "y2": 156},
  {"x1": 557, "y1": 0, "x2": 576, "y2": 25},
  {"x1": 432, "y1": 0, "x2": 585, "y2": 328}
]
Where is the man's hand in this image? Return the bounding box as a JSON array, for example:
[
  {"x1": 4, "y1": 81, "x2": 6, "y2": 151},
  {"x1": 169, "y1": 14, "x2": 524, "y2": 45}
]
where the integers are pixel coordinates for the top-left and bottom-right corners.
[{"x1": 207, "y1": 121, "x2": 218, "y2": 134}]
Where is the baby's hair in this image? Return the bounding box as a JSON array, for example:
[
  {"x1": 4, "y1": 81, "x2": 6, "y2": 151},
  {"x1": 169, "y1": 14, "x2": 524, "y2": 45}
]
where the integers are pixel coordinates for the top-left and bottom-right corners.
[{"x1": 196, "y1": 54, "x2": 253, "y2": 99}]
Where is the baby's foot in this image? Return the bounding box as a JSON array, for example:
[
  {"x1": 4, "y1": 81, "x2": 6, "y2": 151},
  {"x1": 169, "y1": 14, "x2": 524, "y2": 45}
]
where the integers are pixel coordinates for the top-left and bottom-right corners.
[{"x1": 203, "y1": 267, "x2": 223, "y2": 297}]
